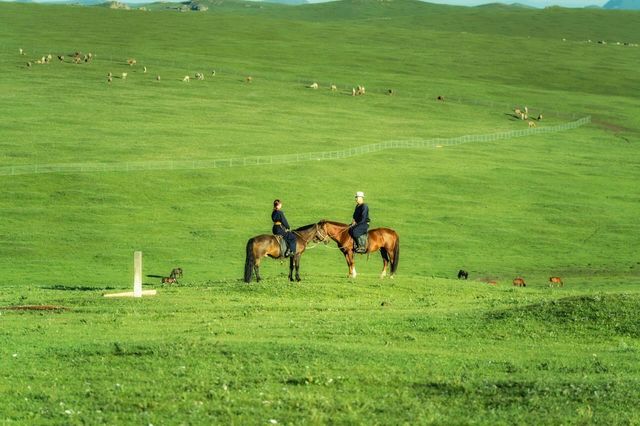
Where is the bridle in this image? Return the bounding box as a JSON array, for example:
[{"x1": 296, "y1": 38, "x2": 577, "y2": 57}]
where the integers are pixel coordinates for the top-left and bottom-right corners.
[{"x1": 293, "y1": 224, "x2": 326, "y2": 246}]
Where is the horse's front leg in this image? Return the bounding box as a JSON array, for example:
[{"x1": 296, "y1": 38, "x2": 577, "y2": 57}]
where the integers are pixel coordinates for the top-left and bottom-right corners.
[
  {"x1": 344, "y1": 250, "x2": 356, "y2": 278},
  {"x1": 294, "y1": 254, "x2": 301, "y2": 282},
  {"x1": 288, "y1": 256, "x2": 295, "y2": 281}
]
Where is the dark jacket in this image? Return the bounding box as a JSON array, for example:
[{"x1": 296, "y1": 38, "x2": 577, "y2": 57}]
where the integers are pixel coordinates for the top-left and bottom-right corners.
[
  {"x1": 350, "y1": 203, "x2": 370, "y2": 237},
  {"x1": 352, "y1": 203, "x2": 370, "y2": 226},
  {"x1": 271, "y1": 209, "x2": 290, "y2": 235}
]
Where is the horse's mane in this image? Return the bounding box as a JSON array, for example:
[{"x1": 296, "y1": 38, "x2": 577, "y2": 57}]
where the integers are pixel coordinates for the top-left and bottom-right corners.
[
  {"x1": 318, "y1": 219, "x2": 348, "y2": 227},
  {"x1": 295, "y1": 223, "x2": 317, "y2": 232}
]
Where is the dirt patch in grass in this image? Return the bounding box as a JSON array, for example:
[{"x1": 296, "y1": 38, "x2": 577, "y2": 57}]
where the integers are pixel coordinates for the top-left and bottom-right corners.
[{"x1": 591, "y1": 117, "x2": 634, "y2": 142}]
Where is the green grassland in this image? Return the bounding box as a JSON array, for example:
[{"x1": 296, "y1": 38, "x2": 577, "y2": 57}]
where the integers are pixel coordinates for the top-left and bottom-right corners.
[{"x1": 0, "y1": 0, "x2": 639, "y2": 423}]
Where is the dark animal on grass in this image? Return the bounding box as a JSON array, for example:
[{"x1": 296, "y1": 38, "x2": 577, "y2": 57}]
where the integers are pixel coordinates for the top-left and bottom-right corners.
[
  {"x1": 316, "y1": 220, "x2": 399, "y2": 279},
  {"x1": 162, "y1": 277, "x2": 177, "y2": 284},
  {"x1": 244, "y1": 223, "x2": 325, "y2": 283},
  {"x1": 170, "y1": 268, "x2": 183, "y2": 279},
  {"x1": 549, "y1": 276, "x2": 563, "y2": 287},
  {"x1": 513, "y1": 277, "x2": 526, "y2": 287},
  {"x1": 437, "y1": 95, "x2": 445, "y2": 101},
  {"x1": 457, "y1": 269, "x2": 468, "y2": 280}
]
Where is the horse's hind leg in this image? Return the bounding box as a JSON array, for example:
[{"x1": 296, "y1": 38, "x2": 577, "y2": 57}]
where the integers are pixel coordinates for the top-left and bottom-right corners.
[
  {"x1": 254, "y1": 260, "x2": 262, "y2": 282},
  {"x1": 379, "y1": 248, "x2": 389, "y2": 279}
]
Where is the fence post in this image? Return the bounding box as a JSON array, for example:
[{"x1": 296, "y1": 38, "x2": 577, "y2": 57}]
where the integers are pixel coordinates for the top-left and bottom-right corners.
[{"x1": 133, "y1": 251, "x2": 142, "y2": 298}]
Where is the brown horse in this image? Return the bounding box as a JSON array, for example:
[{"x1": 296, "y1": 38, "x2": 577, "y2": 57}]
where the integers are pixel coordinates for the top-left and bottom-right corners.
[
  {"x1": 316, "y1": 220, "x2": 399, "y2": 278},
  {"x1": 244, "y1": 223, "x2": 324, "y2": 283}
]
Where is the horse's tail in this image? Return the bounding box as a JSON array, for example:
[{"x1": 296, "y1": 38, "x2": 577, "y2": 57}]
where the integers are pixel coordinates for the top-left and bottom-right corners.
[
  {"x1": 391, "y1": 235, "x2": 400, "y2": 275},
  {"x1": 244, "y1": 238, "x2": 255, "y2": 283}
]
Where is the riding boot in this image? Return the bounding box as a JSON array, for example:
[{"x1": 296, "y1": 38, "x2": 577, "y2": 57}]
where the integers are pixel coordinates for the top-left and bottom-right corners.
[
  {"x1": 354, "y1": 235, "x2": 367, "y2": 253},
  {"x1": 284, "y1": 249, "x2": 291, "y2": 258}
]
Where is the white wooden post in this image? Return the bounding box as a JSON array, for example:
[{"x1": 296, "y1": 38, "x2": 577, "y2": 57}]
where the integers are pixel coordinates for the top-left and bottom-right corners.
[{"x1": 133, "y1": 251, "x2": 142, "y2": 297}]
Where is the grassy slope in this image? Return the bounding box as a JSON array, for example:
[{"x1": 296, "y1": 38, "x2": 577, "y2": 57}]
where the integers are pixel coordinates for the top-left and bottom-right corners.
[{"x1": 0, "y1": 1, "x2": 639, "y2": 423}]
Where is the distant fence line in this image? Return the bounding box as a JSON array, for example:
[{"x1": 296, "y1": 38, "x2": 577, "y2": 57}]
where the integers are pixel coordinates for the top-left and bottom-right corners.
[{"x1": 0, "y1": 116, "x2": 590, "y2": 177}]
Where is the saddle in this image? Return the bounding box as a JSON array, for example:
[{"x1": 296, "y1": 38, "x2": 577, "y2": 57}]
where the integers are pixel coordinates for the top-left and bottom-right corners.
[
  {"x1": 354, "y1": 233, "x2": 368, "y2": 253},
  {"x1": 274, "y1": 235, "x2": 290, "y2": 258}
]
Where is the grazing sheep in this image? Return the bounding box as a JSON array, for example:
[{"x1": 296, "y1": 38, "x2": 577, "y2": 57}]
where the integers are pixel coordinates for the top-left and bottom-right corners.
[
  {"x1": 156, "y1": 75, "x2": 161, "y2": 81},
  {"x1": 309, "y1": 82, "x2": 318, "y2": 89},
  {"x1": 537, "y1": 113, "x2": 543, "y2": 121},
  {"x1": 528, "y1": 121, "x2": 536, "y2": 128},
  {"x1": 351, "y1": 87, "x2": 356, "y2": 96},
  {"x1": 514, "y1": 108, "x2": 522, "y2": 116},
  {"x1": 46, "y1": 54, "x2": 52, "y2": 61},
  {"x1": 355, "y1": 85, "x2": 365, "y2": 95},
  {"x1": 524, "y1": 106, "x2": 528, "y2": 114},
  {"x1": 211, "y1": 70, "x2": 216, "y2": 76},
  {"x1": 512, "y1": 277, "x2": 526, "y2": 287},
  {"x1": 107, "y1": 76, "x2": 112, "y2": 84},
  {"x1": 437, "y1": 95, "x2": 445, "y2": 101},
  {"x1": 107, "y1": 72, "x2": 112, "y2": 78},
  {"x1": 143, "y1": 66, "x2": 147, "y2": 73},
  {"x1": 549, "y1": 276, "x2": 563, "y2": 287},
  {"x1": 195, "y1": 72, "x2": 204, "y2": 80},
  {"x1": 183, "y1": 75, "x2": 190, "y2": 82},
  {"x1": 330, "y1": 84, "x2": 337, "y2": 91},
  {"x1": 127, "y1": 58, "x2": 136, "y2": 66},
  {"x1": 57, "y1": 55, "x2": 64, "y2": 62},
  {"x1": 19, "y1": 48, "x2": 24, "y2": 55},
  {"x1": 388, "y1": 89, "x2": 395, "y2": 95},
  {"x1": 121, "y1": 72, "x2": 128, "y2": 80},
  {"x1": 457, "y1": 269, "x2": 468, "y2": 280},
  {"x1": 245, "y1": 76, "x2": 252, "y2": 83},
  {"x1": 26, "y1": 61, "x2": 32, "y2": 68}
]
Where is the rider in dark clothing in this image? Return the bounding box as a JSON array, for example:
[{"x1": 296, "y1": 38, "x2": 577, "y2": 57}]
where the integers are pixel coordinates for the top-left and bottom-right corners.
[
  {"x1": 349, "y1": 191, "x2": 370, "y2": 253},
  {"x1": 271, "y1": 199, "x2": 297, "y2": 257}
]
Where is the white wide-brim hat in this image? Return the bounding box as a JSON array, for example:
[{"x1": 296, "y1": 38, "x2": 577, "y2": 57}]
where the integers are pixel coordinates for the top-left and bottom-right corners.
[{"x1": 355, "y1": 191, "x2": 365, "y2": 198}]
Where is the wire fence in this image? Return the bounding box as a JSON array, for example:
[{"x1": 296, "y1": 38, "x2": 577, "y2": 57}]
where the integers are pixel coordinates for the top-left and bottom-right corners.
[{"x1": 0, "y1": 116, "x2": 590, "y2": 177}]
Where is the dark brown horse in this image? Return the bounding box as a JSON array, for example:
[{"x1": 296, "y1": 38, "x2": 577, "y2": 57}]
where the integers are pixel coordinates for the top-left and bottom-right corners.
[
  {"x1": 316, "y1": 220, "x2": 399, "y2": 278},
  {"x1": 244, "y1": 223, "x2": 324, "y2": 283}
]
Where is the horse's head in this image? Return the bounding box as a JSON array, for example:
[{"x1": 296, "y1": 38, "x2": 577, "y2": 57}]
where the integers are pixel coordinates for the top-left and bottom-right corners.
[{"x1": 314, "y1": 221, "x2": 330, "y2": 244}]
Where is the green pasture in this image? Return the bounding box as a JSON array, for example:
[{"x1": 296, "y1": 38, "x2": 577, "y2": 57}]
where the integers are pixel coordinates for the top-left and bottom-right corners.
[{"x1": 0, "y1": 0, "x2": 639, "y2": 423}]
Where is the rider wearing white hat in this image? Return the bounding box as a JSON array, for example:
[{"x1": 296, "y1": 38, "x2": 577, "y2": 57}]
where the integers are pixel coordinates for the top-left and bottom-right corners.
[{"x1": 349, "y1": 191, "x2": 370, "y2": 253}]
